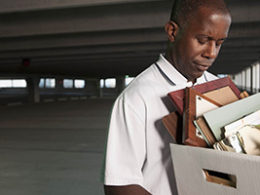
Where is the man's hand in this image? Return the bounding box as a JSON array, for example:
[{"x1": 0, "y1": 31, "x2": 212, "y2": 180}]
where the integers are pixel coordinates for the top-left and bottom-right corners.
[{"x1": 104, "y1": 185, "x2": 152, "y2": 195}]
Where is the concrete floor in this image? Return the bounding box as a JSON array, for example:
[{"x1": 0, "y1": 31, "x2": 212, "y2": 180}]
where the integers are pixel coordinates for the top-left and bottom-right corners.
[{"x1": 0, "y1": 98, "x2": 115, "y2": 195}]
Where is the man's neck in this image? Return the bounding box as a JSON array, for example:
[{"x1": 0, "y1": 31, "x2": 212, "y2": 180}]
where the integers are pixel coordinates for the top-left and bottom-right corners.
[{"x1": 165, "y1": 52, "x2": 197, "y2": 84}]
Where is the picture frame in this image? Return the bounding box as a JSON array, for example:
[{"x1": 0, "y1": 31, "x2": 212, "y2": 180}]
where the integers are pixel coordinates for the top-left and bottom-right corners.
[
  {"x1": 183, "y1": 87, "x2": 221, "y2": 147},
  {"x1": 168, "y1": 77, "x2": 241, "y2": 115}
]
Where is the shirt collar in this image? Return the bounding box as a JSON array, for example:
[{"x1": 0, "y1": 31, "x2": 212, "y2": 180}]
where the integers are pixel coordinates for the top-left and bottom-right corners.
[{"x1": 155, "y1": 54, "x2": 209, "y2": 86}]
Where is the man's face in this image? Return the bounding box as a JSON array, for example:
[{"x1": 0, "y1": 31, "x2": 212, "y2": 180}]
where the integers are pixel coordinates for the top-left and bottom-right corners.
[{"x1": 171, "y1": 7, "x2": 231, "y2": 82}]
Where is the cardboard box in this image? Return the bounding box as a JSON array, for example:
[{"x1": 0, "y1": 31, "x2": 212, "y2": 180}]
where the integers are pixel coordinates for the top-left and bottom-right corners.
[{"x1": 170, "y1": 144, "x2": 260, "y2": 195}]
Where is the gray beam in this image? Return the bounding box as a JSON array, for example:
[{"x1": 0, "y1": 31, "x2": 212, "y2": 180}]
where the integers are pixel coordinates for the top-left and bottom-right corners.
[
  {"x1": 1, "y1": 37, "x2": 259, "y2": 63},
  {"x1": 211, "y1": 62, "x2": 257, "y2": 74},
  {"x1": 223, "y1": 37, "x2": 260, "y2": 48},
  {"x1": 0, "y1": 0, "x2": 164, "y2": 13},
  {"x1": 0, "y1": 56, "x2": 158, "y2": 77},
  {"x1": 217, "y1": 52, "x2": 259, "y2": 61},
  {"x1": 229, "y1": 22, "x2": 260, "y2": 38},
  {"x1": 0, "y1": 42, "x2": 166, "y2": 59},
  {"x1": 227, "y1": 1, "x2": 260, "y2": 23},
  {"x1": 1, "y1": 21, "x2": 260, "y2": 52},
  {"x1": 0, "y1": 51, "x2": 160, "y2": 65},
  {"x1": 0, "y1": 29, "x2": 166, "y2": 51},
  {"x1": 0, "y1": 2, "x2": 171, "y2": 38},
  {"x1": 1, "y1": 42, "x2": 257, "y2": 66},
  {"x1": 1, "y1": 0, "x2": 259, "y2": 38}
]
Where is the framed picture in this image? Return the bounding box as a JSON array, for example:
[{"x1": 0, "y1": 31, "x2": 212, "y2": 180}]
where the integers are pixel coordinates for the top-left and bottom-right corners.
[
  {"x1": 183, "y1": 87, "x2": 221, "y2": 147},
  {"x1": 168, "y1": 77, "x2": 241, "y2": 115}
]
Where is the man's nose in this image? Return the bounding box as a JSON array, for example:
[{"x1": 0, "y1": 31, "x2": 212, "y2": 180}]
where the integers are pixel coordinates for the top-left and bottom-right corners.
[{"x1": 202, "y1": 41, "x2": 218, "y2": 59}]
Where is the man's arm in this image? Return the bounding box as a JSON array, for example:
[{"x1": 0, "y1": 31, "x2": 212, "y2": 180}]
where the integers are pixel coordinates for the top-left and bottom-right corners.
[{"x1": 104, "y1": 185, "x2": 151, "y2": 195}]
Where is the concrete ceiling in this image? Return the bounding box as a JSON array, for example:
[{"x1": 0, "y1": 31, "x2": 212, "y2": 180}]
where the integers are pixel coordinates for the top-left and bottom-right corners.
[{"x1": 0, "y1": 0, "x2": 259, "y2": 78}]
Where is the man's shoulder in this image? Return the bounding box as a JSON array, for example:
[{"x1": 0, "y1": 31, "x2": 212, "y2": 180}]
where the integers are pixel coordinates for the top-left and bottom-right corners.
[
  {"x1": 116, "y1": 64, "x2": 160, "y2": 103},
  {"x1": 124, "y1": 64, "x2": 158, "y2": 92}
]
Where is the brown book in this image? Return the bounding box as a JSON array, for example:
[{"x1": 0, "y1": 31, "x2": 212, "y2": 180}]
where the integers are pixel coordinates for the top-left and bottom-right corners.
[
  {"x1": 162, "y1": 111, "x2": 182, "y2": 144},
  {"x1": 194, "y1": 116, "x2": 216, "y2": 146}
]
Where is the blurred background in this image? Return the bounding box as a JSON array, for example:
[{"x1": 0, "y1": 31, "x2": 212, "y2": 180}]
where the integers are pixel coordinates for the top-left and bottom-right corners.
[{"x1": 0, "y1": 0, "x2": 259, "y2": 194}]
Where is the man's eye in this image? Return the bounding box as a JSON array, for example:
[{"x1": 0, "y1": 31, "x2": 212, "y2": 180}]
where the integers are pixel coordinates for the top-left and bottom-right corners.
[
  {"x1": 216, "y1": 40, "x2": 224, "y2": 47},
  {"x1": 197, "y1": 38, "x2": 208, "y2": 44}
]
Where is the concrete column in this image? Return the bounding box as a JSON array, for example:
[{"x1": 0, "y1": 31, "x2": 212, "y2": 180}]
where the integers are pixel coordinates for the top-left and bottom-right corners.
[
  {"x1": 250, "y1": 66, "x2": 253, "y2": 94},
  {"x1": 116, "y1": 76, "x2": 125, "y2": 95},
  {"x1": 26, "y1": 76, "x2": 40, "y2": 103},
  {"x1": 56, "y1": 77, "x2": 64, "y2": 91},
  {"x1": 84, "y1": 78, "x2": 102, "y2": 97},
  {"x1": 97, "y1": 79, "x2": 103, "y2": 98},
  {"x1": 259, "y1": 62, "x2": 260, "y2": 93},
  {"x1": 55, "y1": 77, "x2": 64, "y2": 100}
]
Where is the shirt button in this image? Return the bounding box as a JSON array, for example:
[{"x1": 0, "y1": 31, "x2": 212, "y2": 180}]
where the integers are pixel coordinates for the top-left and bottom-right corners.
[{"x1": 187, "y1": 82, "x2": 193, "y2": 87}]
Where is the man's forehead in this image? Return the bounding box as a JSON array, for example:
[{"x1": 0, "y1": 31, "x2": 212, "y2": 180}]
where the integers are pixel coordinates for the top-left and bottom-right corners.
[
  {"x1": 187, "y1": 6, "x2": 231, "y2": 26},
  {"x1": 182, "y1": 7, "x2": 231, "y2": 38},
  {"x1": 197, "y1": 6, "x2": 230, "y2": 19}
]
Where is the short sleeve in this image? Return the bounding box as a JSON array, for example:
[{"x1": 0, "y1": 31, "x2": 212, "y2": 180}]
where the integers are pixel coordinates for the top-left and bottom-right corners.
[{"x1": 102, "y1": 94, "x2": 146, "y2": 187}]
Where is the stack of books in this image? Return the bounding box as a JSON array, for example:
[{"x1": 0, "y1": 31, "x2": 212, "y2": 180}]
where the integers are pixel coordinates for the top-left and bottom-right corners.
[{"x1": 163, "y1": 77, "x2": 260, "y2": 156}]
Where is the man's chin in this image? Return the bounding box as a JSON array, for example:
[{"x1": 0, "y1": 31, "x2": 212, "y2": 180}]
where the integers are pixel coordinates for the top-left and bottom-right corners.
[
  {"x1": 185, "y1": 70, "x2": 205, "y2": 82},
  {"x1": 191, "y1": 71, "x2": 205, "y2": 81}
]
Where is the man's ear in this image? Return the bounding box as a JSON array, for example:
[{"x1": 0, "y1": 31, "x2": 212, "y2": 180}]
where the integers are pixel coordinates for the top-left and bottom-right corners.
[{"x1": 165, "y1": 21, "x2": 179, "y2": 42}]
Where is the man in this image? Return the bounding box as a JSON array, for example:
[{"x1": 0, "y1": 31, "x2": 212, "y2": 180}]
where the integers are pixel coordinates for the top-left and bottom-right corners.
[{"x1": 102, "y1": 0, "x2": 232, "y2": 194}]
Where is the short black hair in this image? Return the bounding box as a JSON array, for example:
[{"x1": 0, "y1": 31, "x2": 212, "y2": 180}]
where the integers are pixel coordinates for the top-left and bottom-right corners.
[{"x1": 170, "y1": 0, "x2": 231, "y2": 25}]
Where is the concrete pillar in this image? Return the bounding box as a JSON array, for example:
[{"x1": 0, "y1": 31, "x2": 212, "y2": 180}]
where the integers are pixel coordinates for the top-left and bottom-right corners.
[
  {"x1": 116, "y1": 76, "x2": 125, "y2": 95},
  {"x1": 56, "y1": 77, "x2": 64, "y2": 91},
  {"x1": 97, "y1": 79, "x2": 103, "y2": 98},
  {"x1": 55, "y1": 77, "x2": 64, "y2": 100},
  {"x1": 250, "y1": 66, "x2": 253, "y2": 94},
  {"x1": 84, "y1": 78, "x2": 102, "y2": 97},
  {"x1": 26, "y1": 76, "x2": 40, "y2": 103}
]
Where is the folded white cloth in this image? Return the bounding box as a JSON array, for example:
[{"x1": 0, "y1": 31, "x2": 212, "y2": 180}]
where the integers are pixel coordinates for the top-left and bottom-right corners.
[{"x1": 237, "y1": 125, "x2": 260, "y2": 155}]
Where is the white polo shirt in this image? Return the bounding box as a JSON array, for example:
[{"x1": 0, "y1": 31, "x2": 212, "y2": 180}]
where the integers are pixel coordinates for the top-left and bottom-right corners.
[{"x1": 102, "y1": 54, "x2": 218, "y2": 195}]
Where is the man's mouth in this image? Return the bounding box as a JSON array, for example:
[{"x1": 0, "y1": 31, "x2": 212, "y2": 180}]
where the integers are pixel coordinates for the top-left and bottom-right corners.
[{"x1": 194, "y1": 62, "x2": 210, "y2": 71}]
